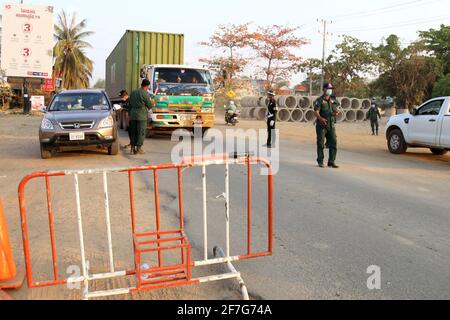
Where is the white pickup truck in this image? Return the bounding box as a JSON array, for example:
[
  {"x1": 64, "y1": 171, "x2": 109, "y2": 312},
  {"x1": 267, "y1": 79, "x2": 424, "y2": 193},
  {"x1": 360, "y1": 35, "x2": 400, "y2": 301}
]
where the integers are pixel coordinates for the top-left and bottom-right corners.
[{"x1": 386, "y1": 97, "x2": 450, "y2": 155}]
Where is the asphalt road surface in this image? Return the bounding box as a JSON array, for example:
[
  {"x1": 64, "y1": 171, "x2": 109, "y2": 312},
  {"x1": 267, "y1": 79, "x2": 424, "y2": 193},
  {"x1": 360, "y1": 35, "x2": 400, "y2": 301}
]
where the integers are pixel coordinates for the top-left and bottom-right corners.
[{"x1": 1, "y1": 114, "x2": 449, "y2": 300}]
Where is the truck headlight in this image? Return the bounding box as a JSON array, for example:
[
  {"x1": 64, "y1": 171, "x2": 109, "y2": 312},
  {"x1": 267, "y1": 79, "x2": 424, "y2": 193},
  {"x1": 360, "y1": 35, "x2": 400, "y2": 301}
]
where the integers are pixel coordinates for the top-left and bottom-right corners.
[
  {"x1": 41, "y1": 118, "x2": 54, "y2": 130},
  {"x1": 99, "y1": 116, "x2": 114, "y2": 129}
]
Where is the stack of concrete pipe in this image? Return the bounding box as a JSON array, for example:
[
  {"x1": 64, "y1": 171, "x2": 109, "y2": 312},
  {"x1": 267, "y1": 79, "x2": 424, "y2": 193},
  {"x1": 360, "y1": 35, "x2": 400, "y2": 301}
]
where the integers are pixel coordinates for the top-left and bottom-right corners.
[{"x1": 240, "y1": 95, "x2": 372, "y2": 124}]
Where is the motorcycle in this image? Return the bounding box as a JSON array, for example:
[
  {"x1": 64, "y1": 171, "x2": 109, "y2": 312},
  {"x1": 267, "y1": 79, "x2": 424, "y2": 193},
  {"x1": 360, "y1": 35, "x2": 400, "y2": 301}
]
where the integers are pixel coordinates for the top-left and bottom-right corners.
[{"x1": 225, "y1": 108, "x2": 240, "y2": 126}]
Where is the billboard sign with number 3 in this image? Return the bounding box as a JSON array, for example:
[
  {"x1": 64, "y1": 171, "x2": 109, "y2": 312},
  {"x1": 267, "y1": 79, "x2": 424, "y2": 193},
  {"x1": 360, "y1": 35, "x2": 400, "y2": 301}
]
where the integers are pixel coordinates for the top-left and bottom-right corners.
[{"x1": 0, "y1": 3, "x2": 54, "y2": 78}]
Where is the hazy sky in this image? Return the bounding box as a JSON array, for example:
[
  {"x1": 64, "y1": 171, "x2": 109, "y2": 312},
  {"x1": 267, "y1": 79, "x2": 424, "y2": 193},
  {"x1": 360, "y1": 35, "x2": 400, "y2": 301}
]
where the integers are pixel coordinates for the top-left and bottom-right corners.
[{"x1": 15, "y1": 0, "x2": 450, "y2": 84}]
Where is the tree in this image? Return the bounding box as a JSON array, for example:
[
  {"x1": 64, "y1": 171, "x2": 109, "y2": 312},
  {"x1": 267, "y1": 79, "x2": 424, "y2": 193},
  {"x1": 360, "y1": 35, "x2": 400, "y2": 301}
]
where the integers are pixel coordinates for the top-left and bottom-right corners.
[
  {"x1": 200, "y1": 23, "x2": 252, "y2": 93},
  {"x1": 432, "y1": 73, "x2": 450, "y2": 97},
  {"x1": 373, "y1": 41, "x2": 441, "y2": 110},
  {"x1": 54, "y1": 10, "x2": 94, "y2": 89},
  {"x1": 324, "y1": 35, "x2": 375, "y2": 97},
  {"x1": 250, "y1": 25, "x2": 307, "y2": 90},
  {"x1": 419, "y1": 24, "x2": 450, "y2": 75},
  {"x1": 296, "y1": 58, "x2": 322, "y2": 95},
  {"x1": 93, "y1": 78, "x2": 105, "y2": 89}
]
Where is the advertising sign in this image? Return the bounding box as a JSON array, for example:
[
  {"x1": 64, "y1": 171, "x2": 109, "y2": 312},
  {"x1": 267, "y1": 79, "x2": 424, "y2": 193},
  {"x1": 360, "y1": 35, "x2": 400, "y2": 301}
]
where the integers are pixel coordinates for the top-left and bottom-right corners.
[
  {"x1": 30, "y1": 95, "x2": 45, "y2": 111},
  {"x1": 0, "y1": 3, "x2": 54, "y2": 78},
  {"x1": 41, "y1": 78, "x2": 55, "y2": 92}
]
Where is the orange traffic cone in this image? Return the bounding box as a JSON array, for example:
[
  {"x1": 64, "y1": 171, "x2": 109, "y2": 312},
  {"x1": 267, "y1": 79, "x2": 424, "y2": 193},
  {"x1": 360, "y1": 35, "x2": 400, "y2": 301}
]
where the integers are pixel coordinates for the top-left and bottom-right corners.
[
  {"x1": 0, "y1": 199, "x2": 24, "y2": 293},
  {"x1": 0, "y1": 199, "x2": 16, "y2": 283}
]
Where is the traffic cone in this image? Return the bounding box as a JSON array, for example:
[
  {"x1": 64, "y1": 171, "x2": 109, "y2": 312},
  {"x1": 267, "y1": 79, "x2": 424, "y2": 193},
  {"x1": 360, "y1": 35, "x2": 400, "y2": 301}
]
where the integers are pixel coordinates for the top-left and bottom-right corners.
[{"x1": 0, "y1": 199, "x2": 17, "y2": 283}]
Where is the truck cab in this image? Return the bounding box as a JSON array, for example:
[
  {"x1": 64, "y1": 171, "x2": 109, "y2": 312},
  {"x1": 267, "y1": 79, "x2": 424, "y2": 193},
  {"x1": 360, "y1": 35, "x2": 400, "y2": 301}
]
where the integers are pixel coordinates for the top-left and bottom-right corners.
[
  {"x1": 386, "y1": 97, "x2": 450, "y2": 155},
  {"x1": 140, "y1": 64, "x2": 215, "y2": 137}
]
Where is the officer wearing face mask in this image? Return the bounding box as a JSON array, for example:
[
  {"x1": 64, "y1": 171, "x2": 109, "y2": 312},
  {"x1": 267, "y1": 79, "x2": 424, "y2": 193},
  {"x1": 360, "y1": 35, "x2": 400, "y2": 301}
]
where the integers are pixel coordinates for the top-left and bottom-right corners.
[
  {"x1": 314, "y1": 83, "x2": 341, "y2": 168},
  {"x1": 264, "y1": 90, "x2": 278, "y2": 149}
]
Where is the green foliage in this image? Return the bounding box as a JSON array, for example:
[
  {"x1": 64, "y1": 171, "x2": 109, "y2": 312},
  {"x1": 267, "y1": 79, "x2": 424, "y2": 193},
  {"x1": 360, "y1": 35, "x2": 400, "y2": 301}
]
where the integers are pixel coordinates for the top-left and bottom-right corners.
[
  {"x1": 54, "y1": 10, "x2": 94, "y2": 89},
  {"x1": 419, "y1": 24, "x2": 450, "y2": 74},
  {"x1": 93, "y1": 78, "x2": 106, "y2": 89},
  {"x1": 432, "y1": 73, "x2": 450, "y2": 97}
]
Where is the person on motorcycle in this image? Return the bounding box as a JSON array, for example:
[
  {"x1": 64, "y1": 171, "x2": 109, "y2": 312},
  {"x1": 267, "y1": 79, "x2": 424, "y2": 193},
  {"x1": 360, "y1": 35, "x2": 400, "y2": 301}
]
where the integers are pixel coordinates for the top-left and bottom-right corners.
[{"x1": 225, "y1": 101, "x2": 239, "y2": 125}]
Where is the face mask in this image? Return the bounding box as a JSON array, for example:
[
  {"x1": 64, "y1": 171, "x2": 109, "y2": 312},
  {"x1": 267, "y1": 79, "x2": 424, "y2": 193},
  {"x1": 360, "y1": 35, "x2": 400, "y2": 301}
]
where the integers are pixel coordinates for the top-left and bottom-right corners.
[{"x1": 326, "y1": 89, "x2": 333, "y2": 96}]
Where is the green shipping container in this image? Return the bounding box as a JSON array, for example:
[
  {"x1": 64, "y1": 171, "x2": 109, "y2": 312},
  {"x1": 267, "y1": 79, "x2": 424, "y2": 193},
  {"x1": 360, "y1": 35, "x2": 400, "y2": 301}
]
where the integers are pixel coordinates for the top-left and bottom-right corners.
[{"x1": 106, "y1": 30, "x2": 184, "y2": 100}]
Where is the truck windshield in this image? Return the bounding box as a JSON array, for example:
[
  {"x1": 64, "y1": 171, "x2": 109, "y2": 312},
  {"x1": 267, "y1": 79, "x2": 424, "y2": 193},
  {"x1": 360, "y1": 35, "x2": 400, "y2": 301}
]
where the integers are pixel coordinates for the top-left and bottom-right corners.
[
  {"x1": 153, "y1": 68, "x2": 213, "y2": 96},
  {"x1": 49, "y1": 93, "x2": 110, "y2": 112}
]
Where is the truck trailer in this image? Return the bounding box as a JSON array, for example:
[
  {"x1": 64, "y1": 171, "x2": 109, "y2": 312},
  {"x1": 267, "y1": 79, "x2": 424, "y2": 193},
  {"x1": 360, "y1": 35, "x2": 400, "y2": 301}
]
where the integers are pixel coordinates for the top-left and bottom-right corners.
[{"x1": 106, "y1": 30, "x2": 215, "y2": 137}]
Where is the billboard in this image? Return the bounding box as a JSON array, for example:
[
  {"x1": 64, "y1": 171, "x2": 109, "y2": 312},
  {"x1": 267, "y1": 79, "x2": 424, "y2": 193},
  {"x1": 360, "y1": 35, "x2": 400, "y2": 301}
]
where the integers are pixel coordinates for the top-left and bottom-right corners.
[{"x1": 0, "y1": 3, "x2": 54, "y2": 78}]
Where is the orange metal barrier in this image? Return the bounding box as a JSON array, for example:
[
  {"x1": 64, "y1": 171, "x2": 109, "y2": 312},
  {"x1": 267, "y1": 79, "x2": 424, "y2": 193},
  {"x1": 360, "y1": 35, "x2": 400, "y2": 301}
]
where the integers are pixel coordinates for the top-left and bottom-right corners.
[{"x1": 18, "y1": 154, "x2": 274, "y2": 299}]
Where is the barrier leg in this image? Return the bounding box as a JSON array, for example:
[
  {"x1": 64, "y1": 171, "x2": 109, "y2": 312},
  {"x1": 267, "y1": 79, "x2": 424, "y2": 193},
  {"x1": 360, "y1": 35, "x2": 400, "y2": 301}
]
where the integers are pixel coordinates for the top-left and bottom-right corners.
[{"x1": 214, "y1": 247, "x2": 250, "y2": 301}]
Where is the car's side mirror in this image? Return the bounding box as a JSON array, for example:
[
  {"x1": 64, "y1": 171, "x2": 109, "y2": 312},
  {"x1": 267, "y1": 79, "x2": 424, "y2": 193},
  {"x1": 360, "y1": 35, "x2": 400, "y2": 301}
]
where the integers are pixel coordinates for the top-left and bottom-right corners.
[
  {"x1": 113, "y1": 104, "x2": 122, "y2": 111},
  {"x1": 40, "y1": 106, "x2": 47, "y2": 113}
]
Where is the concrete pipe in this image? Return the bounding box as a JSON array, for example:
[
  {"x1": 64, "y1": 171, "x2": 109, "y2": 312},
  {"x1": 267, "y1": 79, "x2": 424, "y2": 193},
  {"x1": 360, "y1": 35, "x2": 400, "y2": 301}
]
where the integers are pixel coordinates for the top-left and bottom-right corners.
[
  {"x1": 242, "y1": 108, "x2": 253, "y2": 119},
  {"x1": 346, "y1": 110, "x2": 357, "y2": 122},
  {"x1": 278, "y1": 95, "x2": 297, "y2": 109},
  {"x1": 351, "y1": 98, "x2": 362, "y2": 110},
  {"x1": 290, "y1": 109, "x2": 304, "y2": 122},
  {"x1": 356, "y1": 110, "x2": 366, "y2": 122},
  {"x1": 248, "y1": 107, "x2": 258, "y2": 119},
  {"x1": 336, "y1": 109, "x2": 346, "y2": 123},
  {"x1": 257, "y1": 96, "x2": 266, "y2": 108},
  {"x1": 362, "y1": 99, "x2": 371, "y2": 110},
  {"x1": 295, "y1": 96, "x2": 304, "y2": 109},
  {"x1": 277, "y1": 109, "x2": 292, "y2": 122},
  {"x1": 304, "y1": 109, "x2": 317, "y2": 123},
  {"x1": 256, "y1": 108, "x2": 267, "y2": 121},
  {"x1": 303, "y1": 96, "x2": 318, "y2": 109},
  {"x1": 252, "y1": 97, "x2": 261, "y2": 108},
  {"x1": 339, "y1": 97, "x2": 352, "y2": 110},
  {"x1": 240, "y1": 97, "x2": 250, "y2": 108}
]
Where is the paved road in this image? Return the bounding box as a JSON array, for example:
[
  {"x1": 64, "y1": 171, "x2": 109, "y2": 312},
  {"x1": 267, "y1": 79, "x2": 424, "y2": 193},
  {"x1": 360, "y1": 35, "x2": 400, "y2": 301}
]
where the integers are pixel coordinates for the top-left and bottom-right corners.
[{"x1": 1, "y1": 115, "x2": 449, "y2": 300}]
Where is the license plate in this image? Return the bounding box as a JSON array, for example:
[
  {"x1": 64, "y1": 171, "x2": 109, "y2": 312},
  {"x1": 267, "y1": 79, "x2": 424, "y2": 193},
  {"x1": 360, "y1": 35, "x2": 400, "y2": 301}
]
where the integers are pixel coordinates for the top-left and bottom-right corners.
[{"x1": 69, "y1": 132, "x2": 85, "y2": 141}]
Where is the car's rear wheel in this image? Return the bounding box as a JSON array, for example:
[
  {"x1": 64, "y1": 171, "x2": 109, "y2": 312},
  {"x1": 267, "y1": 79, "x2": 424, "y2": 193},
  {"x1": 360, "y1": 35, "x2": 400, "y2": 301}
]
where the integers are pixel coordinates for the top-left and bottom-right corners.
[
  {"x1": 430, "y1": 148, "x2": 448, "y2": 156},
  {"x1": 40, "y1": 144, "x2": 52, "y2": 159},
  {"x1": 388, "y1": 129, "x2": 408, "y2": 154},
  {"x1": 108, "y1": 140, "x2": 119, "y2": 156}
]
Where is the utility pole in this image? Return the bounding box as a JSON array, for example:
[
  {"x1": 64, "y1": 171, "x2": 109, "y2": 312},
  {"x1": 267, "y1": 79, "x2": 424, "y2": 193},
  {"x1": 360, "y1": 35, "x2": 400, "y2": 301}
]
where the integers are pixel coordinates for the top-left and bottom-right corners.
[{"x1": 318, "y1": 19, "x2": 332, "y2": 91}]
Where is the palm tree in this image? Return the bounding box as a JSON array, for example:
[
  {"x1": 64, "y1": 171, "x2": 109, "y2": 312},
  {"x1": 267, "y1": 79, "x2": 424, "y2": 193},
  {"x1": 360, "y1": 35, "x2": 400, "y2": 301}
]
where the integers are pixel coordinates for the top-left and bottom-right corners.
[{"x1": 54, "y1": 10, "x2": 94, "y2": 89}]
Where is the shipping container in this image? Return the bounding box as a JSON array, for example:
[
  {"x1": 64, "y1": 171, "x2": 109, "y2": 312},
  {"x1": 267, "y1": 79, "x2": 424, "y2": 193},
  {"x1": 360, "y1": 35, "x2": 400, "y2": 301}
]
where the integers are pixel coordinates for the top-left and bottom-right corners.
[{"x1": 106, "y1": 30, "x2": 184, "y2": 100}]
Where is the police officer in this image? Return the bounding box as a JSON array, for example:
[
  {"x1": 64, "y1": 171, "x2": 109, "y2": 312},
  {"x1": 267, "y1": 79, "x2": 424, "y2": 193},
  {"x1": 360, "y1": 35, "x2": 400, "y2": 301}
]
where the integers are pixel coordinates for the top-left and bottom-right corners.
[
  {"x1": 128, "y1": 79, "x2": 153, "y2": 155},
  {"x1": 265, "y1": 90, "x2": 278, "y2": 149},
  {"x1": 314, "y1": 83, "x2": 341, "y2": 168},
  {"x1": 366, "y1": 103, "x2": 382, "y2": 136}
]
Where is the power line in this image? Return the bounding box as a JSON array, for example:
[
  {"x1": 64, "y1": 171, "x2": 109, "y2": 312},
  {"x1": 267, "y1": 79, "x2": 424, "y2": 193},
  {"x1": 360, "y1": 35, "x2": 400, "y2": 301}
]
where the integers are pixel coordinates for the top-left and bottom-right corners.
[
  {"x1": 328, "y1": 0, "x2": 442, "y2": 21},
  {"x1": 333, "y1": 14, "x2": 450, "y2": 33}
]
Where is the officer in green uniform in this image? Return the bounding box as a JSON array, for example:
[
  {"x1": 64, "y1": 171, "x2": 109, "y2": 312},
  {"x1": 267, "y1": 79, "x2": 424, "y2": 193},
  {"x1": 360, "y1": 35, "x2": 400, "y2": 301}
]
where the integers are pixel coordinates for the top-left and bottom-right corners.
[
  {"x1": 366, "y1": 103, "x2": 382, "y2": 136},
  {"x1": 128, "y1": 79, "x2": 153, "y2": 155},
  {"x1": 314, "y1": 83, "x2": 341, "y2": 168}
]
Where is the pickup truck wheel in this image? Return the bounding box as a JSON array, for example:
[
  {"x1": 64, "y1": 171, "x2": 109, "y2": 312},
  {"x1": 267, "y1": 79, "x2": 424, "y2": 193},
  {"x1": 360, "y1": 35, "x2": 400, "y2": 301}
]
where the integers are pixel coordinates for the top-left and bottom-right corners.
[
  {"x1": 430, "y1": 148, "x2": 448, "y2": 156},
  {"x1": 388, "y1": 129, "x2": 408, "y2": 154},
  {"x1": 40, "y1": 144, "x2": 52, "y2": 159},
  {"x1": 108, "y1": 140, "x2": 119, "y2": 156}
]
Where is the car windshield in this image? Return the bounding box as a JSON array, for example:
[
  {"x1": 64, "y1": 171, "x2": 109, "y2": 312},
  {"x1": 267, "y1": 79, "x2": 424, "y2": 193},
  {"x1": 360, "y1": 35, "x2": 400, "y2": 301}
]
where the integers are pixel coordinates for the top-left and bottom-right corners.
[
  {"x1": 153, "y1": 68, "x2": 213, "y2": 96},
  {"x1": 49, "y1": 93, "x2": 110, "y2": 112}
]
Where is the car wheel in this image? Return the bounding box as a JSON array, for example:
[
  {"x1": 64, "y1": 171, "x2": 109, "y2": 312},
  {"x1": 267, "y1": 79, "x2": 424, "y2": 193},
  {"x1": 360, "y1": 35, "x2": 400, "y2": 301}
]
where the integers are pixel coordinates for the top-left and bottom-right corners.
[
  {"x1": 40, "y1": 144, "x2": 52, "y2": 159},
  {"x1": 430, "y1": 148, "x2": 448, "y2": 156},
  {"x1": 388, "y1": 129, "x2": 408, "y2": 154},
  {"x1": 108, "y1": 140, "x2": 119, "y2": 156}
]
